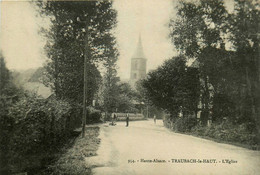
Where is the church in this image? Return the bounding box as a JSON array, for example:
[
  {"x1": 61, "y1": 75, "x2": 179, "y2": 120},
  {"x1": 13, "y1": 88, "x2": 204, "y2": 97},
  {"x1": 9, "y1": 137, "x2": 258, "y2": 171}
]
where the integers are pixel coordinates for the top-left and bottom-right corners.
[{"x1": 129, "y1": 36, "x2": 147, "y2": 88}]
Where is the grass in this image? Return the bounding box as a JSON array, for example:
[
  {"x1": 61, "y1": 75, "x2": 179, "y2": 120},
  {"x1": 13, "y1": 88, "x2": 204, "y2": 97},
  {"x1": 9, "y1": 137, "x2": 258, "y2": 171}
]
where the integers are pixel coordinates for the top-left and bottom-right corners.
[{"x1": 39, "y1": 126, "x2": 101, "y2": 175}]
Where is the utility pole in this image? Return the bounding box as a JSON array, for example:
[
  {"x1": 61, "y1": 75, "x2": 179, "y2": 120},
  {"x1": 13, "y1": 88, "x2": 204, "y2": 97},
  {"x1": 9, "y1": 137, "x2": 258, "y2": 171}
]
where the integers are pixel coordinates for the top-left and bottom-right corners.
[{"x1": 82, "y1": 19, "x2": 89, "y2": 138}]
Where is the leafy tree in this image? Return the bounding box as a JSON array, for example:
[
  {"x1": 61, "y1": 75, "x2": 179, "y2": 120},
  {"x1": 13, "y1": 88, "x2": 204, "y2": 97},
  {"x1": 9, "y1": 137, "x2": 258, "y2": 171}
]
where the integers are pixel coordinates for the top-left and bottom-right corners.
[
  {"x1": 37, "y1": 1, "x2": 117, "y2": 105},
  {"x1": 170, "y1": 0, "x2": 229, "y2": 124},
  {"x1": 101, "y1": 70, "x2": 120, "y2": 113},
  {"x1": 99, "y1": 77, "x2": 137, "y2": 113},
  {"x1": 142, "y1": 56, "x2": 200, "y2": 118},
  {"x1": 135, "y1": 79, "x2": 148, "y2": 104},
  {"x1": 169, "y1": 0, "x2": 260, "y2": 126},
  {"x1": 0, "y1": 54, "x2": 20, "y2": 174},
  {"x1": 229, "y1": 0, "x2": 260, "y2": 123},
  {"x1": 100, "y1": 44, "x2": 120, "y2": 113},
  {"x1": 116, "y1": 82, "x2": 136, "y2": 112},
  {"x1": 0, "y1": 53, "x2": 10, "y2": 95}
]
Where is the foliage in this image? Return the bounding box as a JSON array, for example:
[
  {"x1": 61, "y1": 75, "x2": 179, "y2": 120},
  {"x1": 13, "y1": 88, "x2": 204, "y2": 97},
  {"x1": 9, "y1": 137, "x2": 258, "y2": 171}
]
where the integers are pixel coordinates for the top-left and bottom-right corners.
[
  {"x1": 1, "y1": 90, "x2": 84, "y2": 174},
  {"x1": 169, "y1": 0, "x2": 260, "y2": 127},
  {"x1": 100, "y1": 68, "x2": 120, "y2": 113},
  {"x1": 0, "y1": 54, "x2": 10, "y2": 94},
  {"x1": 169, "y1": 0, "x2": 230, "y2": 124},
  {"x1": 164, "y1": 115, "x2": 259, "y2": 149},
  {"x1": 174, "y1": 117, "x2": 197, "y2": 133},
  {"x1": 116, "y1": 82, "x2": 137, "y2": 112},
  {"x1": 28, "y1": 67, "x2": 45, "y2": 83},
  {"x1": 142, "y1": 56, "x2": 200, "y2": 116},
  {"x1": 135, "y1": 79, "x2": 147, "y2": 103},
  {"x1": 191, "y1": 121, "x2": 259, "y2": 149},
  {"x1": 163, "y1": 114, "x2": 197, "y2": 133},
  {"x1": 86, "y1": 106, "x2": 102, "y2": 124},
  {"x1": 0, "y1": 55, "x2": 23, "y2": 174},
  {"x1": 41, "y1": 127, "x2": 100, "y2": 175},
  {"x1": 99, "y1": 78, "x2": 138, "y2": 113},
  {"x1": 37, "y1": 1, "x2": 117, "y2": 105}
]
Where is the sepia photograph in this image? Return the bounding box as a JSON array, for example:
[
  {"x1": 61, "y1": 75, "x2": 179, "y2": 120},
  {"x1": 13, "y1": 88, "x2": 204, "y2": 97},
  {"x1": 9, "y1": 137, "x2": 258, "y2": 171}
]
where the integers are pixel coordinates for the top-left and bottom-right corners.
[{"x1": 0, "y1": 0, "x2": 260, "y2": 174}]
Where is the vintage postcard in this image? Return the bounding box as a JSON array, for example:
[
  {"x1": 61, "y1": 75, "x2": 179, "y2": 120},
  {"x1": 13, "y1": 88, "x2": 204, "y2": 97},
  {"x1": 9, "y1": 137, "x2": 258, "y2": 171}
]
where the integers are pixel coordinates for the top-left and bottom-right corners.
[{"x1": 0, "y1": 0, "x2": 259, "y2": 175}]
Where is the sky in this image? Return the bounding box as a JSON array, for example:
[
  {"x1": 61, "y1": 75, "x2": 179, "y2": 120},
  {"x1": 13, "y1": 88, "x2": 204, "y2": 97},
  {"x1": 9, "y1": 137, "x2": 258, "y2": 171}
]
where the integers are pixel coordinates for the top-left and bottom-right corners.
[
  {"x1": 0, "y1": 0, "x2": 234, "y2": 79},
  {"x1": 0, "y1": 0, "x2": 176, "y2": 79},
  {"x1": 0, "y1": 0, "x2": 47, "y2": 71},
  {"x1": 113, "y1": 0, "x2": 176, "y2": 79}
]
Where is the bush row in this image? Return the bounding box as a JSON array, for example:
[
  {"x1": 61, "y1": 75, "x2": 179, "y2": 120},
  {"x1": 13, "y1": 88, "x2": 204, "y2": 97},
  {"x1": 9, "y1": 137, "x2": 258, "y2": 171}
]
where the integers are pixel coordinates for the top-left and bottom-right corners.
[
  {"x1": 191, "y1": 122, "x2": 259, "y2": 148},
  {"x1": 86, "y1": 106, "x2": 102, "y2": 124},
  {"x1": 1, "y1": 93, "x2": 83, "y2": 174},
  {"x1": 163, "y1": 115, "x2": 259, "y2": 149}
]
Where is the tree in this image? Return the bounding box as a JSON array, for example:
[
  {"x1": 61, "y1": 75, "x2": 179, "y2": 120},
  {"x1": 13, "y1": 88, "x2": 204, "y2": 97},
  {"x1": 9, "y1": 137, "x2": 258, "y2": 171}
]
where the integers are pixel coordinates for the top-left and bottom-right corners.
[
  {"x1": 100, "y1": 77, "x2": 137, "y2": 113},
  {"x1": 136, "y1": 79, "x2": 167, "y2": 118},
  {"x1": 0, "y1": 54, "x2": 18, "y2": 174},
  {"x1": 0, "y1": 53, "x2": 10, "y2": 95},
  {"x1": 170, "y1": 0, "x2": 230, "y2": 124},
  {"x1": 142, "y1": 56, "x2": 200, "y2": 118},
  {"x1": 37, "y1": 1, "x2": 117, "y2": 106},
  {"x1": 229, "y1": 0, "x2": 260, "y2": 123},
  {"x1": 116, "y1": 82, "x2": 136, "y2": 112},
  {"x1": 101, "y1": 68, "x2": 120, "y2": 113},
  {"x1": 99, "y1": 38, "x2": 120, "y2": 113},
  {"x1": 169, "y1": 0, "x2": 260, "y2": 126}
]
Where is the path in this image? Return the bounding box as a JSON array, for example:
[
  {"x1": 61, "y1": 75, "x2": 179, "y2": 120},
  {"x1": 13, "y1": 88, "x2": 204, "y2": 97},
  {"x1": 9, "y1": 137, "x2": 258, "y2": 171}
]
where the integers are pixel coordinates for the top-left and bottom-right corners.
[{"x1": 85, "y1": 120, "x2": 260, "y2": 175}]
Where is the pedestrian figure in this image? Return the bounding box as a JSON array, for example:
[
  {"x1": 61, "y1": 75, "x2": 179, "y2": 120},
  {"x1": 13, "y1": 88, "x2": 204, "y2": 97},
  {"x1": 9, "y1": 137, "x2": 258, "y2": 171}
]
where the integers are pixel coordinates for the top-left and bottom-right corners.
[
  {"x1": 126, "y1": 113, "x2": 129, "y2": 127},
  {"x1": 114, "y1": 113, "x2": 118, "y2": 121},
  {"x1": 113, "y1": 113, "x2": 117, "y2": 125},
  {"x1": 154, "y1": 115, "x2": 156, "y2": 124},
  {"x1": 111, "y1": 112, "x2": 115, "y2": 126}
]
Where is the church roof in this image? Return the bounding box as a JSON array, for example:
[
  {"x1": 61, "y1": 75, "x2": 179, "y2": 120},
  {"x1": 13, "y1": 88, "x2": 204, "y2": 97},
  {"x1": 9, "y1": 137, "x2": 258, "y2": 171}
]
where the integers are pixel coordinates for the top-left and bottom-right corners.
[{"x1": 132, "y1": 35, "x2": 146, "y2": 59}]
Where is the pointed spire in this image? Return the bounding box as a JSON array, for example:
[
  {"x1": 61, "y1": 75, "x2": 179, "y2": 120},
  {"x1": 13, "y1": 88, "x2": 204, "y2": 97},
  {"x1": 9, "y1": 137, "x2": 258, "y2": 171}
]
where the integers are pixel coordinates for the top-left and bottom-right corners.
[{"x1": 132, "y1": 35, "x2": 146, "y2": 59}]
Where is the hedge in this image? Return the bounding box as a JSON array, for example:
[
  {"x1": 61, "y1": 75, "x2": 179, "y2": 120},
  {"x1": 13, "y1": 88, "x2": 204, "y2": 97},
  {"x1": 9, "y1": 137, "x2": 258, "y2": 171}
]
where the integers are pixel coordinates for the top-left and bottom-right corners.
[{"x1": 0, "y1": 93, "x2": 82, "y2": 174}]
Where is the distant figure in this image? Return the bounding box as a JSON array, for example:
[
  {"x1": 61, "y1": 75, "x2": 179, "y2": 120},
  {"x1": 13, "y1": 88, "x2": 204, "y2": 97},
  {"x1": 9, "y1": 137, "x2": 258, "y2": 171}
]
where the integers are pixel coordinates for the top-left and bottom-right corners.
[
  {"x1": 154, "y1": 115, "x2": 156, "y2": 124},
  {"x1": 126, "y1": 113, "x2": 129, "y2": 127},
  {"x1": 114, "y1": 113, "x2": 118, "y2": 121},
  {"x1": 113, "y1": 113, "x2": 117, "y2": 125},
  {"x1": 111, "y1": 113, "x2": 116, "y2": 126}
]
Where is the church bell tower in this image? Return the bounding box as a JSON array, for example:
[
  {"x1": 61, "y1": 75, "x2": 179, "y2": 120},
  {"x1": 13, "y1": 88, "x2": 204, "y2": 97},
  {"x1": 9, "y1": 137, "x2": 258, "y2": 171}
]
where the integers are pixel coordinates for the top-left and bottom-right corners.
[{"x1": 130, "y1": 36, "x2": 147, "y2": 87}]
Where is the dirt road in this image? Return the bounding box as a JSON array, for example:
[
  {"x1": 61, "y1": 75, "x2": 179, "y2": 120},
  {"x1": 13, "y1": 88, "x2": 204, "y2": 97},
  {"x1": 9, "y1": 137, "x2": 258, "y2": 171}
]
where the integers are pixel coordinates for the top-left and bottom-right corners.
[{"x1": 85, "y1": 120, "x2": 260, "y2": 175}]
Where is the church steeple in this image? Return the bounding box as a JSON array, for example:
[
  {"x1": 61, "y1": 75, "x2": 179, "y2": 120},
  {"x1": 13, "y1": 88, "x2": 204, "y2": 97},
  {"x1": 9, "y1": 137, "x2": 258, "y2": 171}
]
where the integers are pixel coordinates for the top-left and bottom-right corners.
[
  {"x1": 132, "y1": 35, "x2": 146, "y2": 59},
  {"x1": 130, "y1": 35, "x2": 147, "y2": 87}
]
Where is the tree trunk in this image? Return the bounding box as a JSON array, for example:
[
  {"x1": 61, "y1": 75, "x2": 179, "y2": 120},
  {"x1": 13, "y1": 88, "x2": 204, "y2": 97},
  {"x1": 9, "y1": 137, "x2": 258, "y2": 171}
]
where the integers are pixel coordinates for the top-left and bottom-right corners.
[
  {"x1": 245, "y1": 67, "x2": 256, "y2": 118},
  {"x1": 201, "y1": 75, "x2": 210, "y2": 126}
]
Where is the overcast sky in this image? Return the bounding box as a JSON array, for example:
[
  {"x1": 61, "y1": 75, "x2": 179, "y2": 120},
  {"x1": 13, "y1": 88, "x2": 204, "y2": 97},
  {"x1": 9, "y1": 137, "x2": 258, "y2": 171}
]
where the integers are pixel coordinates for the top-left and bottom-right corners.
[
  {"x1": 113, "y1": 0, "x2": 176, "y2": 79},
  {"x1": 0, "y1": 1, "x2": 46, "y2": 71},
  {"x1": 0, "y1": 0, "x2": 176, "y2": 79},
  {"x1": 0, "y1": 0, "x2": 233, "y2": 79}
]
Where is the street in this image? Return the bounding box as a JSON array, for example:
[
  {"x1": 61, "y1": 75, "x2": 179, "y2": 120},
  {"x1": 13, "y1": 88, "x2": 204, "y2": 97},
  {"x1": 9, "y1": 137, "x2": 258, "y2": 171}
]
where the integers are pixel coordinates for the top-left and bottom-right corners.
[{"x1": 85, "y1": 120, "x2": 260, "y2": 175}]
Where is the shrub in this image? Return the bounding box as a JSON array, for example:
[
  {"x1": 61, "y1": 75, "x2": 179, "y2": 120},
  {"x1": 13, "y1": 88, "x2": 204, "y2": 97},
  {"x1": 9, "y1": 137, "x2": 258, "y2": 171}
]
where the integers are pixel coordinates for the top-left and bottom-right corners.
[
  {"x1": 162, "y1": 114, "x2": 174, "y2": 129},
  {"x1": 86, "y1": 107, "x2": 102, "y2": 124},
  {"x1": 2, "y1": 92, "x2": 85, "y2": 173},
  {"x1": 173, "y1": 117, "x2": 197, "y2": 132},
  {"x1": 191, "y1": 121, "x2": 259, "y2": 149}
]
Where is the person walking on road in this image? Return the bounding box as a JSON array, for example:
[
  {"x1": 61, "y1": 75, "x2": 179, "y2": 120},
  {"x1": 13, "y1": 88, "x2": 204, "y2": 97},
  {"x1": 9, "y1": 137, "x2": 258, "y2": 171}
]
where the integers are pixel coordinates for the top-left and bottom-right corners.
[
  {"x1": 111, "y1": 112, "x2": 116, "y2": 126},
  {"x1": 154, "y1": 115, "x2": 156, "y2": 124},
  {"x1": 113, "y1": 113, "x2": 117, "y2": 125},
  {"x1": 126, "y1": 113, "x2": 129, "y2": 127}
]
